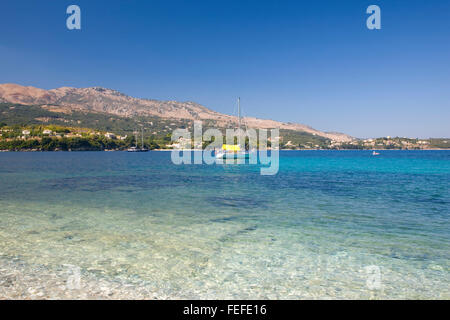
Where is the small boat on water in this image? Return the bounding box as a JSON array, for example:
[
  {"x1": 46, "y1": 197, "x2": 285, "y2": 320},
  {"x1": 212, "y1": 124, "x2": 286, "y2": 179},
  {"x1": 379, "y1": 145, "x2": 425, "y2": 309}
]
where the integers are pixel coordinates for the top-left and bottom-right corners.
[
  {"x1": 127, "y1": 146, "x2": 148, "y2": 152},
  {"x1": 216, "y1": 97, "x2": 249, "y2": 160},
  {"x1": 372, "y1": 151, "x2": 380, "y2": 156},
  {"x1": 216, "y1": 144, "x2": 250, "y2": 159},
  {"x1": 127, "y1": 128, "x2": 149, "y2": 152}
]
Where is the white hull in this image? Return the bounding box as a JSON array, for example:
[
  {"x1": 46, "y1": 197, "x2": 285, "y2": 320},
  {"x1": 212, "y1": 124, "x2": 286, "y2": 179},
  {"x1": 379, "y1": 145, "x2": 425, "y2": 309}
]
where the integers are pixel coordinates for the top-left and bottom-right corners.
[{"x1": 216, "y1": 152, "x2": 249, "y2": 159}]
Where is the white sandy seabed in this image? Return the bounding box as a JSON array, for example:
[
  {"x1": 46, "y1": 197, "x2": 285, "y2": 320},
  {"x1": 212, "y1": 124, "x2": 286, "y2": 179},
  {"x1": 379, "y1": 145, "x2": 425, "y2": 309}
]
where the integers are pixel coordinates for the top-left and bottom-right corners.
[{"x1": 0, "y1": 256, "x2": 163, "y2": 300}]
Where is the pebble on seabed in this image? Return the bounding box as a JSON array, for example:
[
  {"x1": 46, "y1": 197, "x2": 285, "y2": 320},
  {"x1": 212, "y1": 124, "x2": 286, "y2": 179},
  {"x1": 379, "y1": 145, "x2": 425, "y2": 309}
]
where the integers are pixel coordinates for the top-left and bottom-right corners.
[{"x1": 0, "y1": 258, "x2": 156, "y2": 300}]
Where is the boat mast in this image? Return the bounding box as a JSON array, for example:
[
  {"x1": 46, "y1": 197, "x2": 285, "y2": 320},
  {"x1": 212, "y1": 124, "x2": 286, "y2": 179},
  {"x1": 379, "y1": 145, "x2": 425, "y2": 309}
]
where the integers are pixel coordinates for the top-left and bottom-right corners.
[
  {"x1": 238, "y1": 97, "x2": 241, "y2": 131},
  {"x1": 141, "y1": 127, "x2": 144, "y2": 149},
  {"x1": 238, "y1": 97, "x2": 241, "y2": 148}
]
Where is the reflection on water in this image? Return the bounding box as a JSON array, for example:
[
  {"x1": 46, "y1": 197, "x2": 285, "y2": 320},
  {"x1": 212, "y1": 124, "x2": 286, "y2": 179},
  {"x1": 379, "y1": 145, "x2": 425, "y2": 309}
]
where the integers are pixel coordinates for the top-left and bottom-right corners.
[{"x1": 0, "y1": 151, "x2": 449, "y2": 299}]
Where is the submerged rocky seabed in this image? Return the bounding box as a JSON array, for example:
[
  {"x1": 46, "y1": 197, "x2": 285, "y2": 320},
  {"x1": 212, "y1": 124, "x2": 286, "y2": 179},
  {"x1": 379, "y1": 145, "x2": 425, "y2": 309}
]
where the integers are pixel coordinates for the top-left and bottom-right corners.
[
  {"x1": 0, "y1": 151, "x2": 449, "y2": 299},
  {"x1": 0, "y1": 256, "x2": 158, "y2": 300},
  {"x1": 0, "y1": 253, "x2": 448, "y2": 300}
]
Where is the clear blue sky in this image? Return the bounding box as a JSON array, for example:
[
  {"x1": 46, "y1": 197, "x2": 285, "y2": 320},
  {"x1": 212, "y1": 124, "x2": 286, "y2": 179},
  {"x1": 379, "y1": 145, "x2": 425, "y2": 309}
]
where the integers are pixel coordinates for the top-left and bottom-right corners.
[{"x1": 1, "y1": 0, "x2": 449, "y2": 138}]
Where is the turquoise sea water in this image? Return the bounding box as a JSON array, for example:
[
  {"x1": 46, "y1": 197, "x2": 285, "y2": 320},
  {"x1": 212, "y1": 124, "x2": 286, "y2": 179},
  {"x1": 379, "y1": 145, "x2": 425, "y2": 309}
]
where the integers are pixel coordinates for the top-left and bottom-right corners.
[{"x1": 0, "y1": 150, "x2": 449, "y2": 299}]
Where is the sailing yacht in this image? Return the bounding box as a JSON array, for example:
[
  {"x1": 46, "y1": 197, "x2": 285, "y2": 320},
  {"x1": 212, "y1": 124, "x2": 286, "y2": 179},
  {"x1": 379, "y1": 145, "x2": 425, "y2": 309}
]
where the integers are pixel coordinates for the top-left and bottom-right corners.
[
  {"x1": 127, "y1": 128, "x2": 149, "y2": 152},
  {"x1": 216, "y1": 98, "x2": 249, "y2": 160}
]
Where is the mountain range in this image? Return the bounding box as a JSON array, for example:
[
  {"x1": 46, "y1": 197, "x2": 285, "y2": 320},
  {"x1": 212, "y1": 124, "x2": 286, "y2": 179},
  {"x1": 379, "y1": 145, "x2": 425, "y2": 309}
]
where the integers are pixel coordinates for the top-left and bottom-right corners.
[{"x1": 0, "y1": 83, "x2": 353, "y2": 142}]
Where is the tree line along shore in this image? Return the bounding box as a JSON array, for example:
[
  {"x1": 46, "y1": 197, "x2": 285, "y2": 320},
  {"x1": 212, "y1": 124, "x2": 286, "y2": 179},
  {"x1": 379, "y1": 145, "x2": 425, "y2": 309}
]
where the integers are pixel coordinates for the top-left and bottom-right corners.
[{"x1": 0, "y1": 125, "x2": 448, "y2": 151}]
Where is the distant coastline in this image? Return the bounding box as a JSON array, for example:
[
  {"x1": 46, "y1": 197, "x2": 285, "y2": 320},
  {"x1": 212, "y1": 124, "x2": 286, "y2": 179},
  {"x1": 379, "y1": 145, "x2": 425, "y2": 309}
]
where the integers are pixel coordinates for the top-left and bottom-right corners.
[
  {"x1": 1, "y1": 148, "x2": 450, "y2": 153},
  {"x1": 1, "y1": 124, "x2": 449, "y2": 152}
]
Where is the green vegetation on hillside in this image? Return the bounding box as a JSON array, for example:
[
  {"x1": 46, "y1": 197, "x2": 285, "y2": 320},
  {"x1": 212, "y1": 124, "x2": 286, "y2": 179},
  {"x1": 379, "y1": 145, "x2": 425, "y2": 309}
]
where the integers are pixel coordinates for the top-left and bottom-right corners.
[
  {"x1": 279, "y1": 129, "x2": 330, "y2": 149},
  {"x1": 1, "y1": 103, "x2": 449, "y2": 151},
  {"x1": 0, "y1": 134, "x2": 163, "y2": 152}
]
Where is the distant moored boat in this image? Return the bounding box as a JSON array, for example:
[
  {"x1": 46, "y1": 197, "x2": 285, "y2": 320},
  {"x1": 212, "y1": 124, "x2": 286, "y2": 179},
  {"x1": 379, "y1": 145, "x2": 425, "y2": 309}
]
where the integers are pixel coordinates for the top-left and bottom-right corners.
[
  {"x1": 127, "y1": 127, "x2": 149, "y2": 152},
  {"x1": 216, "y1": 97, "x2": 249, "y2": 160}
]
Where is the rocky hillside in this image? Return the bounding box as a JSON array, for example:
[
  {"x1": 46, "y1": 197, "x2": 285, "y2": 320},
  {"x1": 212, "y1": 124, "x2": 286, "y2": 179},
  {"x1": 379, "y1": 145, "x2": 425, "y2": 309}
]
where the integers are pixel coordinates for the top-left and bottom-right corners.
[{"x1": 0, "y1": 83, "x2": 353, "y2": 142}]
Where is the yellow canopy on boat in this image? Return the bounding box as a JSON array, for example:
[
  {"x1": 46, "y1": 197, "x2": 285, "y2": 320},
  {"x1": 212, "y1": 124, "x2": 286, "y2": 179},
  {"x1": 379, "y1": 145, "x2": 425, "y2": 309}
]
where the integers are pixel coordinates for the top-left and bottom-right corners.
[{"x1": 222, "y1": 144, "x2": 240, "y2": 151}]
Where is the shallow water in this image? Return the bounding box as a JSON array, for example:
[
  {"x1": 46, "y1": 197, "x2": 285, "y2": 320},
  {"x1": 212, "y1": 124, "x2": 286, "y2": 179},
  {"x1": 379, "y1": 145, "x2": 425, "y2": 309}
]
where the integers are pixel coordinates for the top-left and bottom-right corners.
[{"x1": 0, "y1": 150, "x2": 448, "y2": 299}]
